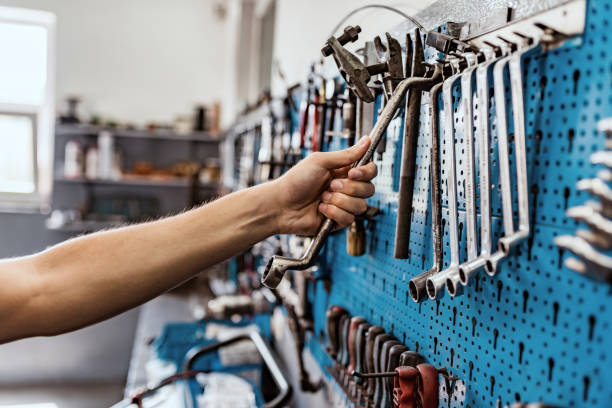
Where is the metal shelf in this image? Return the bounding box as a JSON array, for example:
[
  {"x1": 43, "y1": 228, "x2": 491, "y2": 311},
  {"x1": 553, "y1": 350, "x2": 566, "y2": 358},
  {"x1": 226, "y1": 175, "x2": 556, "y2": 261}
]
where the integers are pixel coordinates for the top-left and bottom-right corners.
[
  {"x1": 55, "y1": 124, "x2": 222, "y2": 143},
  {"x1": 55, "y1": 175, "x2": 218, "y2": 189}
]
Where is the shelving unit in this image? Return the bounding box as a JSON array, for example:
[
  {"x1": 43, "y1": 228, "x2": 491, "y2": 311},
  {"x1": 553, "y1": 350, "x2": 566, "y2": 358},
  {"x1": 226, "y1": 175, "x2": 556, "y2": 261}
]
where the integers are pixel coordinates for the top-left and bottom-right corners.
[
  {"x1": 55, "y1": 124, "x2": 221, "y2": 142},
  {"x1": 54, "y1": 175, "x2": 218, "y2": 189},
  {"x1": 50, "y1": 124, "x2": 223, "y2": 233}
]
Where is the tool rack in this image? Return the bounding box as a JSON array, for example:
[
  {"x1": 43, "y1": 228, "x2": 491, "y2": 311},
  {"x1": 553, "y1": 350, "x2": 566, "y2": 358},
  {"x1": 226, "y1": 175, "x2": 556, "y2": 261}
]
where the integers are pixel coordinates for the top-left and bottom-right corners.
[{"x1": 226, "y1": 0, "x2": 612, "y2": 406}]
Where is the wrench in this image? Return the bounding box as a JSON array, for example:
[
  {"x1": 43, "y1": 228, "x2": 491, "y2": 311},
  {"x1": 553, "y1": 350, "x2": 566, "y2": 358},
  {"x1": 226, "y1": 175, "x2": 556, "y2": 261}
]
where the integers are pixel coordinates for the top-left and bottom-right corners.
[
  {"x1": 408, "y1": 79, "x2": 444, "y2": 302},
  {"x1": 426, "y1": 57, "x2": 471, "y2": 300},
  {"x1": 458, "y1": 45, "x2": 509, "y2": 286},
  {"x1": 262, "y1": 67, "x2": 443, "y2": 289},
  {"x1": 486, "y1": 36, "x2": 538, "y2": 275},
  {"x1": 445, "y1": 52, "x2": 479, "y2": 297}
]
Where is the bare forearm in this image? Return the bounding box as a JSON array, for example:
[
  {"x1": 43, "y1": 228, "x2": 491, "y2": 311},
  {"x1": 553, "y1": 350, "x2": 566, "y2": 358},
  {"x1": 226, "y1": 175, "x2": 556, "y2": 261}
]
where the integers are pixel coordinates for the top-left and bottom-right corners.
[{"x1": 1, "y1": 182, "x2": 279, "y2": 342}]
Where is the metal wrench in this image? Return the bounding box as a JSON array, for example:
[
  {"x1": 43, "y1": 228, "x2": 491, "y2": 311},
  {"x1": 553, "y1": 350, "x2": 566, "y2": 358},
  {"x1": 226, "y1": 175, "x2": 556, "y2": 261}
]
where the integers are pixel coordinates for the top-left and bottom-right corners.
[
  {"x1": 445, "y1": 52, "x2": 479, "y2": 297},
  {"x1": 458, "y1": 45, "x2": 509, "y2": 286},
  {"x1": 426, "y1": 57, "x2": 474, "y2": 300},
  {"x1": 486, "y1": 36, "x2": 538, "y2": 275},
  {"x1": 408, "y1": 79, "x2": 444, "y2": 302},
  {"x1": 262, "y1": 67, "x2": 443, "y2": 289}
]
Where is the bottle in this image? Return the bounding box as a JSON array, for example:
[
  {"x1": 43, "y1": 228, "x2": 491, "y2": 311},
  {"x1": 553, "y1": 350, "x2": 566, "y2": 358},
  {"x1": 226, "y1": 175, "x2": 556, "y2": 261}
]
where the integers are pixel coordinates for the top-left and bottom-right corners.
[
  {"x1": 85, "y1": 146, "x2": 98, "y2": 180},
  {"x1": 64, "y1": 140, "x2": 83, "y2": 179},
  {"x1": 98, "y1": 131, "x2": 114, "y2": 180}
]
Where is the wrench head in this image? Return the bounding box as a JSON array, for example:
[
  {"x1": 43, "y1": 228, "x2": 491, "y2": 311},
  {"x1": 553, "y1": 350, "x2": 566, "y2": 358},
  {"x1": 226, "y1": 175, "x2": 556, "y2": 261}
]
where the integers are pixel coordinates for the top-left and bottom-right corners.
[{"x1": 261, "y1": 255, "x2": 308, "y2": 288}]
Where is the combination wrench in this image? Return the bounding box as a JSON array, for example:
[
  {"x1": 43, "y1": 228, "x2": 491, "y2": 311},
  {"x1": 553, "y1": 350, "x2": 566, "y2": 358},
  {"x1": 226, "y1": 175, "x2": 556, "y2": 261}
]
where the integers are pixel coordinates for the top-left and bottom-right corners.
[
  {"x1": 444, "y1": 52, "x2": 480, "y2": 297},
  {"x1": 408, "y1": 78, "x2": 445, "y2": 302},
  {"x1": 485, "y1": 36, "x2": 538, "y2": 275},
  {"x1": 426, "y1": 56, "x2": 475, "y2": 300},
  {"x1": 458, "y1": 45, "x2": 510, "y2": 286},
  {"x1": 262, "y1": 67, "x2": 443, "y2": 289}
]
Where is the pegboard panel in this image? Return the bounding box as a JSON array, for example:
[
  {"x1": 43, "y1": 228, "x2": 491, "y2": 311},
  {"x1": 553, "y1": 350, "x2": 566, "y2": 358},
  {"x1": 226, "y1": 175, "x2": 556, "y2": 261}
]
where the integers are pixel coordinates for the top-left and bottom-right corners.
[{"x1": 308, "y1": 1, "x2": 612, "y2": 407}]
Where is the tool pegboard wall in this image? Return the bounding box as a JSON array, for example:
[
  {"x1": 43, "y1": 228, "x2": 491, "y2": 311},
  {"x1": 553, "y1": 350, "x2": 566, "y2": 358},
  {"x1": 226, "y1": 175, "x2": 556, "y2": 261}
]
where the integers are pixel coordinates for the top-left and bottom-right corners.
[{"x1": 301, "y1": 1, "x2": 612, "y2": 407}]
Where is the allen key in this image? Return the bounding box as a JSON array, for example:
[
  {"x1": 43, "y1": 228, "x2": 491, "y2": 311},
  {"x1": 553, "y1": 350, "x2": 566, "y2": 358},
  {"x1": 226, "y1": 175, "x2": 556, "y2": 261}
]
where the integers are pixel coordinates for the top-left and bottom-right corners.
[
  {"x1": 486, "y1": 34, "x2": 539, "y2": 275},
  {"x1": 458, "y1": 44, "x2": 511, "y2": 287},
  {"x1": 426, "y1": 55, "x2": 476, "y2": 300}
]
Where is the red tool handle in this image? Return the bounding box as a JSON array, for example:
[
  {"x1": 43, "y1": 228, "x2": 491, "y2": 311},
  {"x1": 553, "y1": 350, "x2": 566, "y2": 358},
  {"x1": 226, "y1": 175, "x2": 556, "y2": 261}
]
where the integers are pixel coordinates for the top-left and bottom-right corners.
[
  {"x1": 393, "y1": 366, "x2": 418, "y2": 408},
  {"x1": 416, "y1": 364, "x2": 439, "y2": 408}
]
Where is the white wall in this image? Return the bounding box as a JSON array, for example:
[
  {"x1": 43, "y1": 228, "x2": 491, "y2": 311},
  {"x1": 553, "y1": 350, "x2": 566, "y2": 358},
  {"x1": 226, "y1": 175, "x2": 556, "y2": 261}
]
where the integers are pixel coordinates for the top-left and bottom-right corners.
[
  {"x1": 270, "y1": 0, "x2": 437, "y2": 96},
  {"x1": 0, "y1": 0, "x2": 232, "y2": 126}
]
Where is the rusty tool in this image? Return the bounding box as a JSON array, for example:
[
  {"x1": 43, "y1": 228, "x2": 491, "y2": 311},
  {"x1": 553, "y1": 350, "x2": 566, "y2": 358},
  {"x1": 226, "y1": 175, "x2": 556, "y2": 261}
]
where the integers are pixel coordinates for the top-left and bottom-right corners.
[
  {"x1": 408, "y1": 77, "x2": 444, "y2": 302},
  {"x1": 393, "y1": 29, "x2": 428, "y2": 260}
]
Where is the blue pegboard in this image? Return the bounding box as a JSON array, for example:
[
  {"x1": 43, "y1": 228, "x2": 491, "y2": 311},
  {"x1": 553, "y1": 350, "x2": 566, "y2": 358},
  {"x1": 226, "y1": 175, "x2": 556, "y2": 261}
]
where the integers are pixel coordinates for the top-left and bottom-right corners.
[{"x1": 307, "y1": 1, "x2": 612, "y2": 407}]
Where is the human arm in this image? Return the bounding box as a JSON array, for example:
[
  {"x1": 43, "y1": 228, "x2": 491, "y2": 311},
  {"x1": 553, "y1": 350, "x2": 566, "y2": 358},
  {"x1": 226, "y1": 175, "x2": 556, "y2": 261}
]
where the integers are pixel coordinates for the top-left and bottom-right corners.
[{"x1": 0, "y1": 137, "x2": 377, "y2": 343}]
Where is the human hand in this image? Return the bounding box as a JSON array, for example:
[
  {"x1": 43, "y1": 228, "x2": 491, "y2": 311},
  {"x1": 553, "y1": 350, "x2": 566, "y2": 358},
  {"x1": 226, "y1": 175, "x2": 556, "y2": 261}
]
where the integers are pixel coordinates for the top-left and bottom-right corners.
[{"x1": 272, "y1": 136, "x2": 378, "y2": 235}]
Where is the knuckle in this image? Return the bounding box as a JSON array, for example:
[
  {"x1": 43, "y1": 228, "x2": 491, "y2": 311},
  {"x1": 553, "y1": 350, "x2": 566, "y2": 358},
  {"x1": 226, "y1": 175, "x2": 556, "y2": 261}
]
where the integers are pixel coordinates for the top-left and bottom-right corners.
[{"x1": 358, "y1": 200, "x2": 368, "y2": 213}]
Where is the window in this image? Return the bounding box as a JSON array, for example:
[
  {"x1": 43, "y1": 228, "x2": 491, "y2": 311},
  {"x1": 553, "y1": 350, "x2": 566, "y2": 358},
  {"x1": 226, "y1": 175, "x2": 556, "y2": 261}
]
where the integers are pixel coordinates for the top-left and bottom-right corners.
[{"x1": 0, "y1": 7, "x2": 55, "y2": 211}]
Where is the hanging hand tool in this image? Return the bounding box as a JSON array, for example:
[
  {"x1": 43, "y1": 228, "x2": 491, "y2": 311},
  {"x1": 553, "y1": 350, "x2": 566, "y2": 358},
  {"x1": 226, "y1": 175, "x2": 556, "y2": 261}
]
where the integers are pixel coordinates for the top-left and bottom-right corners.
[
  {"x1": 353, "y1": 321, "x2": 372, "y2": 403},
  {"x1": 353, "y1": 363, "x2": 445, "y2": 408},
  {"x1": 370, "y1": 333, "x2": 395, "y2": 405},
  {"x1": 394, "y1": 29, "x2": 429, "y2": 259},
  {"x1": 261, "y1": 68, "x2": 443, "y2": 289},
  {"x1": 326, "y1": 306, "x2": 348, "y2": 359},
  {"x1": 409, "y1": 76, "x2": 444, "y2": 302},
  {"x1": 445, "y1": 51, "x2": 479, "y2": 297},
  {"x1": 363, "y1": 326, "x2": 385, "y2": 402},
  {"x1": 458, "y1": 45, "x2": 506, "y2": 287},
  {"x1": 346, "y1": 316, "x2": 366, "y2": 389},
  {"x1": 374, "y1": 33, "x2": 405, "y2": 100},
  {"x1": 322, "y1": 26, "x2": 400, "y2": 103},
  {"x1": 425, "y1": 57, "x2": 467, "y2": 300},
  {"x1": 381, "y1": 344, "x2": 408, "y2": 408},
  {"x1": 335, "y1": 314, "x2": 351, "y2": 383},
  {"x1": 374, "y1": 338, "x2": 400, "y2": 407},
  {"x1": 486, "y1": 34, "x2": 538, "y2": 275}
]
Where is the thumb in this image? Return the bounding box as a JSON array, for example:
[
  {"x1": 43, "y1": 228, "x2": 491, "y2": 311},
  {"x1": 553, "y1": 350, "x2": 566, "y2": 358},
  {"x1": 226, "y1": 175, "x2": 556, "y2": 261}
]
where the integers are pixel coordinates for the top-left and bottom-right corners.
[{"x1": 313, "y1": 136, "x2": 371, "y2": 169}]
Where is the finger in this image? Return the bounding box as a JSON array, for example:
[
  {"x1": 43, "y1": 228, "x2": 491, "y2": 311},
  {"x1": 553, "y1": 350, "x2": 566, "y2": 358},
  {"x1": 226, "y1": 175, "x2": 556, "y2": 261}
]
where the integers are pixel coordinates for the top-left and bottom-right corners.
[
  {"x1": 329, "y1": 178, "x2": 375, "y2": 198},
  {"x1": 318, "y1": 203, "x2": 355, "y2": 228},
  {"x1": 311, "y1": 136, "x2": 371, "y2": 170},
  {"x1": 321, "y1": 191, "x2": 368, "y2": 215},
  {"x1": 331, "y1": 165, "x2": 352, "y2": 179},
  {"x1": 348, "y1": 162, "x2": 378, "y2": 181}
]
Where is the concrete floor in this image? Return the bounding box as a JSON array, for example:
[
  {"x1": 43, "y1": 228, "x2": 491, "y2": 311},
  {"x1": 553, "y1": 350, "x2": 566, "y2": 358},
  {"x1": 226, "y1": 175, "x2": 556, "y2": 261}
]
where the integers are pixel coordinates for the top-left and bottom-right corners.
[{"x1": 0, "y1": 382, "x2": 124, "y2": 408}]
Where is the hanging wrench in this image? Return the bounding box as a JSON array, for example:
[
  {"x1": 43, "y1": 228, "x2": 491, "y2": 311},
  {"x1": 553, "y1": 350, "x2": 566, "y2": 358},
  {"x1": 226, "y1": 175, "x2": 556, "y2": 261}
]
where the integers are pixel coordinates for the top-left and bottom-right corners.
[
  {"x1": 408, "y1": 78, "x2": 444, "y2": 303},
  {"x1": 458, "y1": 44, "x2": 509, "y2": 286},
  {"x1": 426, "y1": 56, "x2": 474, "y2": 300},
  {"x1": 262, "y1": 67, "x2": 443, "y2": 289},
  {"x1": 486, "y1": 35, "x2": 538, "y2": 275},
  {"x1": 445, "y1": 52, "x2": 479, "y2": 297}
]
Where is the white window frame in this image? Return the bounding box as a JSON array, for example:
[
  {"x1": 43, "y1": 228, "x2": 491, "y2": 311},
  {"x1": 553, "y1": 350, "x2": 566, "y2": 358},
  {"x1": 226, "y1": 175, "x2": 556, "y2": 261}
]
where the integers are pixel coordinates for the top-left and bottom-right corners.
[{"x1": 0, "y1": 6, "x2": 55, "y2": 213}]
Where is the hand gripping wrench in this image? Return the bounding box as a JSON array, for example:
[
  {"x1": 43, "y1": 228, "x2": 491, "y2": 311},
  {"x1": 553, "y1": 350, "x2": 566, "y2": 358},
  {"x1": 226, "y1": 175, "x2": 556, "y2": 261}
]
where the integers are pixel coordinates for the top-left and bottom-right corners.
[
  {"x1": 262, "y1": 67, "x2": 443, "y2": 289},
  {"x1": 486, "y1": 35, "x2": 538, "y2": 275},
  {"x1": 426, "y1": 57, "x2": 473, "y2": 300},
  {"x1": 458, "y1": 45, "x2": 510, "y2": 286},
  {"x1": 444, "y1": 52, "x2": 480, "y2": 297}
]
